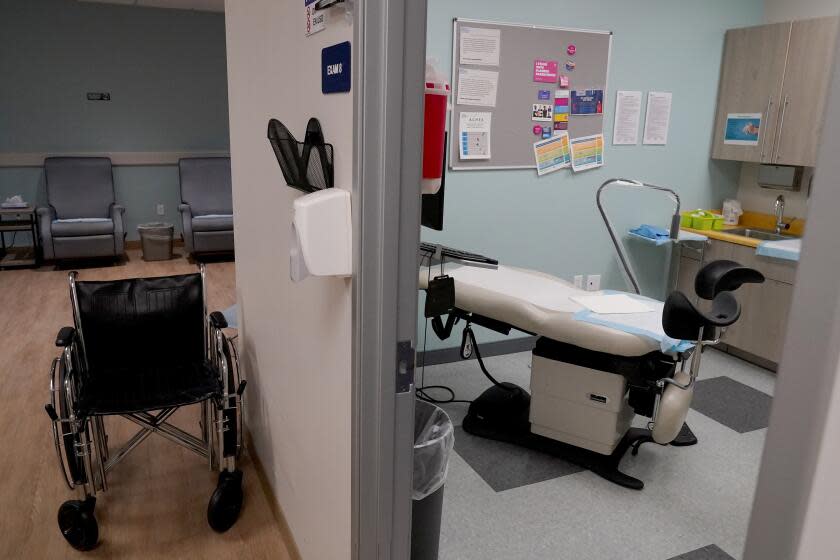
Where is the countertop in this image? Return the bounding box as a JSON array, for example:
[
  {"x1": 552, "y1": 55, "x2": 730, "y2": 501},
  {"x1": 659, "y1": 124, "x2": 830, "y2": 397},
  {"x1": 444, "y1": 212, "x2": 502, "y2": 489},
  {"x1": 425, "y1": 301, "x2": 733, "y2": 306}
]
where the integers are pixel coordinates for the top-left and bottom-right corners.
[{"x1": 681, "y1": 211, "x2": 806, "y2": 249}]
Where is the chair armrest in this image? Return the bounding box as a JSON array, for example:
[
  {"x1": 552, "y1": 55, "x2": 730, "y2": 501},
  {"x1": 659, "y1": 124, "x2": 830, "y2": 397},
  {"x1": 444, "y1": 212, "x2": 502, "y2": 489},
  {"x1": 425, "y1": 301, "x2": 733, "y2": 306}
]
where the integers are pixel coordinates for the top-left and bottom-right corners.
[
  {"x1": 179, "y1": 204, "x2": 194, "y2": 254},
  {"x1": 110, "y1": 204, "x2": 126, "y2": 255},
  {"x1": 209, "y1": 311, "x2": 228, "y2": 329},
  {"x1": 37, "y1": 206, "x2": 56, "y2": 260},
  {"x1": 56, "y1": 326, "x2": 76, "y2": 347}
]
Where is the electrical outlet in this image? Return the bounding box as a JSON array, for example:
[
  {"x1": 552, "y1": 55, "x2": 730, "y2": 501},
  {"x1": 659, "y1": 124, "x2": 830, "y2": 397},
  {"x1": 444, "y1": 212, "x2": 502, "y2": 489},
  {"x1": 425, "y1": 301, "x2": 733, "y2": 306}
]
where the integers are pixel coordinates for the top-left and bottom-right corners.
[
  {"x1": 156, "y1": 203, "x2": 165, "y2": 216},
  {"x1": 573, "y1": 275, "x2": 584, "y2": 289},
  {"x1": 586, "y1": 274, "x2": 601, "y2": 291}
]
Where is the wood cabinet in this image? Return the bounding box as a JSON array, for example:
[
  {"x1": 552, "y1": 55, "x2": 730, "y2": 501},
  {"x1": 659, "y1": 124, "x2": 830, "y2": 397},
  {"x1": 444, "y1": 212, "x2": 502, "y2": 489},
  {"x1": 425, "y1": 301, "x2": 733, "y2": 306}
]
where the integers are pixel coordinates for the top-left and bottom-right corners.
[
  {"x1": 676, "y1": 239, "x2": 797, "y2": 368},
  {"x1": 772, "y1": 17, "x2": 839, "y2": 166},
  {"x1": 711, "y1": 16, "x2": 839, "y2": 167}
]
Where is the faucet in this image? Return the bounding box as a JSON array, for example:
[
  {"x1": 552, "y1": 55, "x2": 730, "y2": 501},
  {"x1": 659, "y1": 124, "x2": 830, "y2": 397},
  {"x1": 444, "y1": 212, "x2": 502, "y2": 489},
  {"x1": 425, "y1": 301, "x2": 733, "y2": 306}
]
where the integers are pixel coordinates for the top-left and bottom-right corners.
[{"x1": 774, "y1": 194, "x2": 787, "y2": 234}]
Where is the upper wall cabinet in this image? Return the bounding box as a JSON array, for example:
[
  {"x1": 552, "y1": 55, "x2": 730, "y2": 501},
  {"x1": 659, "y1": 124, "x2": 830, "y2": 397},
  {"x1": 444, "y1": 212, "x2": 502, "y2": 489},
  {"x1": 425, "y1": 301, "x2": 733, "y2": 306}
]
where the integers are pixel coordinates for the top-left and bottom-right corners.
[{"x1": 711, "y1": 16, "x2": 839, "y2": 167}]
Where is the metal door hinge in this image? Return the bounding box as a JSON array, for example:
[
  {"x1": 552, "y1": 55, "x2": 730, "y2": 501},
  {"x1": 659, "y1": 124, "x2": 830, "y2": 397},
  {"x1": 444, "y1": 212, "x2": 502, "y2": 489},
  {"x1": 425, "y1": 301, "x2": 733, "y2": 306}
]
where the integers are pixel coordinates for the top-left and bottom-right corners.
[{"x1": 396, "y1": 340, "x2": 415, "y2": 393}]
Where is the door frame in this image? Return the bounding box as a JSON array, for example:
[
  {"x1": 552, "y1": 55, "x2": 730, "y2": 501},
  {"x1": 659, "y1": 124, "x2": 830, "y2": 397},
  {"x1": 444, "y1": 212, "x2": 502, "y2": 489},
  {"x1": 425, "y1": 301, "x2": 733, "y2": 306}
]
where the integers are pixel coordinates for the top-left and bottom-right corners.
[{"x1": 351, "y1": 0, "x2": 428, "y2": 559}]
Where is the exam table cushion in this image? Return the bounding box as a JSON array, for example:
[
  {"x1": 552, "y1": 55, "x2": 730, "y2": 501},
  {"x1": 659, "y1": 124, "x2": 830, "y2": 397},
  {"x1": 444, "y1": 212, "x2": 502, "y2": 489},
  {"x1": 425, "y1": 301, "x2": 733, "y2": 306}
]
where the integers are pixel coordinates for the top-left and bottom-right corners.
[{"x1": 419, "y1": 265, "x2": 661, "y2": 357}]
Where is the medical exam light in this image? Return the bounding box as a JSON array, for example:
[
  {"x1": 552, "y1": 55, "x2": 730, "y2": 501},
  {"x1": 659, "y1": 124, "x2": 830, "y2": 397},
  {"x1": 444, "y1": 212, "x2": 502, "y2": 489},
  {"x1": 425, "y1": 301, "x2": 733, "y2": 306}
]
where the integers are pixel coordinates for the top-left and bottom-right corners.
[{"x1": 596, "y1": 178, "x2": 681, "y2": 295}]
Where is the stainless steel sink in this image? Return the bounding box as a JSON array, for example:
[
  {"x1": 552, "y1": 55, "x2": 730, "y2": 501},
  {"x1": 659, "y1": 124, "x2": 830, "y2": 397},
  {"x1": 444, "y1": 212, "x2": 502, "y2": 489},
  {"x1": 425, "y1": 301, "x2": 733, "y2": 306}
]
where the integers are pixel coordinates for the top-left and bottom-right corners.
[{"x1": 725, "y1": 227, "x2": 798, "y2": 241}]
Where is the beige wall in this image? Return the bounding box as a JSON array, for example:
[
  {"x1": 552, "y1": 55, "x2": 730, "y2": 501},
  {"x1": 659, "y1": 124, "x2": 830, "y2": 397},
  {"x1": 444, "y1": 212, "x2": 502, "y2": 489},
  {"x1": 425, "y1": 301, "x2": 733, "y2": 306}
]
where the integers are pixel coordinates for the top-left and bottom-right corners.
[
  {"x1": 225, "y1": 1, "x2": 353, "y2": 559},
  {"x1": 735, "y1": 163, "x2": 810, "y2": 217}
]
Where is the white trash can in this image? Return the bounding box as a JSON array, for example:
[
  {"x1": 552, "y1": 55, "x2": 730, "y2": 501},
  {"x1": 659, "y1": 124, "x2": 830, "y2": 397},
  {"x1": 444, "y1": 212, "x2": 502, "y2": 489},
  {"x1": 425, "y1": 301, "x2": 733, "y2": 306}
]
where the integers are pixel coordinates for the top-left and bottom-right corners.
[{"x1": 138, "y1": 222, "x2": 174, "y2": 261}]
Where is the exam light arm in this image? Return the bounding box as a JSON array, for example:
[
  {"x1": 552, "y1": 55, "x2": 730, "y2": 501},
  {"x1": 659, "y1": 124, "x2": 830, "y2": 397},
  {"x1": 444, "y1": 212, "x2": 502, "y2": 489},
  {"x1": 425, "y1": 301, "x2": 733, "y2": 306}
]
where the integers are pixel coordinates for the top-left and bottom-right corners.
[{"x1": 596, "y1": 178, "x2": 682, "y2": 295}]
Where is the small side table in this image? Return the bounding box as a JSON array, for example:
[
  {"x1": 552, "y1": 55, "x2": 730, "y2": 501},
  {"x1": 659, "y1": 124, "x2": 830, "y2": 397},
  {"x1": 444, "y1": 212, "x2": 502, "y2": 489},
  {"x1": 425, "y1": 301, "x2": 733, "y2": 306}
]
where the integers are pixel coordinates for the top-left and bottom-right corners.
[{"x1": 0, "y1": 205, "x2": 40, "y2": 269}]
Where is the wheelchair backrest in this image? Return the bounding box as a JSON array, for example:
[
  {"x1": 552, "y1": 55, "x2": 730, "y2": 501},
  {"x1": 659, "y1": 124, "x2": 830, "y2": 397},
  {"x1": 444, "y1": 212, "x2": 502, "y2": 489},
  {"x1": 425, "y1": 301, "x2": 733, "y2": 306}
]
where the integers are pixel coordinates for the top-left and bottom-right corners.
[{"x1": 73, "y1": 273, "x2": 205, "y2": 371}]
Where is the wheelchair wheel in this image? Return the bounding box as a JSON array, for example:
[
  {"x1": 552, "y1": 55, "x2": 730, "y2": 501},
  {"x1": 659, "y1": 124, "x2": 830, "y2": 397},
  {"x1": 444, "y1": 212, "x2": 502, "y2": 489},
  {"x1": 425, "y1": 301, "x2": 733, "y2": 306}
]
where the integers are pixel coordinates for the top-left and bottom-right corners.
[
  {"x1": 58, "y1": 498, "x2": 98, "y2": 551},
  {"x1": 51, "y1": 358, "x2": 84, "y2": 486},
  {"x1": 207, "y1": 469, "x2": 243, "y2": 533},
  {"x1": 221, "y1": 337, "x2": 242, "y2": 459}
]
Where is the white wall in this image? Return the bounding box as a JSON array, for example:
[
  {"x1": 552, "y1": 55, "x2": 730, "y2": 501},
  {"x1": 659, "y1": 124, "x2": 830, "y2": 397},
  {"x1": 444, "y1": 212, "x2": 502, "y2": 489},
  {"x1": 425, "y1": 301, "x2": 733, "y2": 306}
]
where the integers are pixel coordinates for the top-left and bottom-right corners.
[
  {"x1": 765, "y1": 0, "x2": 839, "y2": 23},
  {"x1": 225, "y1": 2, "x2": 353, "y2": 559}
]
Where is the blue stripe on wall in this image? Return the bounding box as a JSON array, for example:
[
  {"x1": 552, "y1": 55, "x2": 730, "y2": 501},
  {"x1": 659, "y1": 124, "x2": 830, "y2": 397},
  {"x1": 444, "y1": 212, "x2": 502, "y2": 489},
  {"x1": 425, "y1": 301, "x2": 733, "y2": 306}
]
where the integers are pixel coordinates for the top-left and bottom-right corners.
[{"x1": 419, "y1": 0, "x2": 764, "y2": 352}]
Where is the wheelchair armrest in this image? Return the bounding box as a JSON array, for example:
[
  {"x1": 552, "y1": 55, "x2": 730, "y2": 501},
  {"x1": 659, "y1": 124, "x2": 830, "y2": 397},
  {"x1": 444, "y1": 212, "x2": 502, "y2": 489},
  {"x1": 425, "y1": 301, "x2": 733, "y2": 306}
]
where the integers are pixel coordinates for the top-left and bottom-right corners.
[
  {"x1": 56, "y1": 326, "x2": 76, "y2": 347},
  {"x1": 209, "y1": 311, "x2": 228, "y2": 329}
]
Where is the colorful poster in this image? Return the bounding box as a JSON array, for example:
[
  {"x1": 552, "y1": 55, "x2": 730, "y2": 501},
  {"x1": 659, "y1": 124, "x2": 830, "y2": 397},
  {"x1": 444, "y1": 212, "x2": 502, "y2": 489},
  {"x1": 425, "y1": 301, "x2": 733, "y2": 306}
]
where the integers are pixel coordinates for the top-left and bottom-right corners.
[
  {"x1": 571, "y1": 89, "x2": 604, "y2": 115},
  {"x1": 459, "y1": 112, "x2": 492, "y2": 160},
  {"x1": 532, "y1": 103, "x2": 553, "y2": 122},
  {"x1": 533, "y1": 60, "x2": 559, "y2": 83},
  {"x1": 724, "y1": 113, "x2": 762, "y2": 146},
  {"x1": 570, "y1": 134, "x2": 605, "y2": 172},
  {"x1": 534, "y1": 132, "x2": 571, "y2": 175},
  {"x1": 459, "y1": 27, "x2": 501, "y2": 66}
]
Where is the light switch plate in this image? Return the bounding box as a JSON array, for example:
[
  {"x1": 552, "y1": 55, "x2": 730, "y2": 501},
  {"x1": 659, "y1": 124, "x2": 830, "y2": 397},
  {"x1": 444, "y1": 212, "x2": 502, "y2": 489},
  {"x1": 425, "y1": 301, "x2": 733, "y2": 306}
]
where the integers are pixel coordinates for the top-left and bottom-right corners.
[
  {"x1": 586, "y1": 274, "x2": 601, "y2": 291},
  {"x1": 156, "y1": 203, "x2": 165, "y2": 216},
  {"x1": 573, "y1": 275, "x2": 584, "y2": 289}
]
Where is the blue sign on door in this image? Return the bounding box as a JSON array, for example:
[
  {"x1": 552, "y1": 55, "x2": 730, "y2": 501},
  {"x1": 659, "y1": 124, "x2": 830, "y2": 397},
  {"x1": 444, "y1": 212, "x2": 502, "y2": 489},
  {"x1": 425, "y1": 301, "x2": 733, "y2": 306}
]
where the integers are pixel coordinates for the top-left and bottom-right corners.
[{"x1": 322, "y1": 41, "x2": 351, "y2": 94}]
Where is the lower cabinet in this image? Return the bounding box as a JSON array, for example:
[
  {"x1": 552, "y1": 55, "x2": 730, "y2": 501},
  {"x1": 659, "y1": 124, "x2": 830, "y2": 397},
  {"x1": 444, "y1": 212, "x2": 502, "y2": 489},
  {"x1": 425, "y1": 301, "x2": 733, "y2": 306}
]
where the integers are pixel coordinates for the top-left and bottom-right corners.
[{"x1": 676, "y1": 239, "x2": 796, "y2": 369}]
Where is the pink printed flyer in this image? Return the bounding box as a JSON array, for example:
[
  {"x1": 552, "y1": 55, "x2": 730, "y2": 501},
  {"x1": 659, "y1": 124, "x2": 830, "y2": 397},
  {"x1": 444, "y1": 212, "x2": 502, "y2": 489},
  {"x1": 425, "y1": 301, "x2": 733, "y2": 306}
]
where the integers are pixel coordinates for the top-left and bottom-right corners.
[{"x1": 533, "y1": 60, "x2": 559, "y2": 83}]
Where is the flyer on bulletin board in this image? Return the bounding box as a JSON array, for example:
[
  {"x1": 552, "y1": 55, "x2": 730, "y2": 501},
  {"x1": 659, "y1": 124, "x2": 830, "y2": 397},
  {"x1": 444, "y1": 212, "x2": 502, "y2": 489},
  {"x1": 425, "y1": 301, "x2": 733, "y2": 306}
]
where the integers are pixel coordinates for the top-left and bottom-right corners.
[
  {"x1": 534, "y1": 132, "x2": 571, "y2": 175},
  {"x1": 570, "y1": 134, "x2": 604, "y2": 172},
  {"x1": 724, "y1": 113, "x2": 761, "y2": 145},
  {"x1": 459, "y1": 112, "x2": 492, "y2": 160},
  {"x1": 459, "y1": 27, "x2": 501, "y2": 66},
  {"x1": 571, "y1": 89, "x2": 604, "y2": 115}
]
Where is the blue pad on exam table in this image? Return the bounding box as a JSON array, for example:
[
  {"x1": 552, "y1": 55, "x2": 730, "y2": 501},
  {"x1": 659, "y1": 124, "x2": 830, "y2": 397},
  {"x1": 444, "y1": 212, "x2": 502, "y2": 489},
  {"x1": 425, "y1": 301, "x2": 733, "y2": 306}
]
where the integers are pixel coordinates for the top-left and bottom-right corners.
[
  {"x1": 755, "y1": 238, "x2": 801, "y2": 262},
  {"x1": 222, "y1": 304, "x2": 239, "y2": 329},
  {"x1": 574, "y1": 291, "x2": 693, "y2": 354},
  {"x1": 630, "y1": 224, "x2": 670, "y2": 241}
]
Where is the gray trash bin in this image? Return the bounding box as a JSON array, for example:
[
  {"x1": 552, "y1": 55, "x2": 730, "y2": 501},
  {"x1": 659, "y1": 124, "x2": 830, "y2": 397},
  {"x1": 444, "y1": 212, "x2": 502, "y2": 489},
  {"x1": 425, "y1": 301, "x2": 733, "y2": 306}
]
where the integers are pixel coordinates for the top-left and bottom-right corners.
[
  {"x1": 138, "y1": 222, "x2": 174, "y2": 261},
  {"x1": 412, "y1": 400, "x2": 454, "y2": 560}
]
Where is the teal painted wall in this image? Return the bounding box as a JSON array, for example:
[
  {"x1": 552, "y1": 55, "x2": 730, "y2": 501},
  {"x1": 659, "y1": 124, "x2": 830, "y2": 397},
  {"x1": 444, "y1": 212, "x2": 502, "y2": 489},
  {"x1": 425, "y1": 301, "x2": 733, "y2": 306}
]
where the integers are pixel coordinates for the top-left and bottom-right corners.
[
  {"x1": 0, "y1": 0, "x2": 228, "y2": 241},
  {"x1": 420, "y1": 0, "x2": 764, "y2": 351}
]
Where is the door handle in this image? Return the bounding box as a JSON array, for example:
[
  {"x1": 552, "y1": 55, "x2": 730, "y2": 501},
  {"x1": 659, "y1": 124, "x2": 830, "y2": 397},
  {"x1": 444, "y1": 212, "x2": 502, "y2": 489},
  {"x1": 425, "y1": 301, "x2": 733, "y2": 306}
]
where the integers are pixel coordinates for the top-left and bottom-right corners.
[
  {"x1": 774, "y1": 95, "x2": 790, "y2": 163},
  {"x1": 759, "y1": 96, "x2": 773, "y2": 162}
]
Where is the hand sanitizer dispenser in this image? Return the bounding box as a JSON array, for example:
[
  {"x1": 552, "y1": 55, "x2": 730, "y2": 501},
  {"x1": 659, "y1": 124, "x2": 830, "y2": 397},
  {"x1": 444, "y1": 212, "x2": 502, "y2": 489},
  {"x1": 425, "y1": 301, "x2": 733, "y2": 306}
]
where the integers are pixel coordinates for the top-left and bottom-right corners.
[{"x1": 290, "y1": 189, "x2": 352, "y2": 282}]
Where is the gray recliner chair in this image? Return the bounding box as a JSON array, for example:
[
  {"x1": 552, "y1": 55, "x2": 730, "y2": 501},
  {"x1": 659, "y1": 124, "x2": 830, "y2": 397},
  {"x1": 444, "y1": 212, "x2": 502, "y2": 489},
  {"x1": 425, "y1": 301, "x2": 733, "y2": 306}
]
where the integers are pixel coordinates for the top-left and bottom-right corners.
[
  {"x1": 178, "y1": 157, "x2": 234, "y2": 256},
  {"x1": 38, "y1": 157, "x2": 126, "y2": 262}
]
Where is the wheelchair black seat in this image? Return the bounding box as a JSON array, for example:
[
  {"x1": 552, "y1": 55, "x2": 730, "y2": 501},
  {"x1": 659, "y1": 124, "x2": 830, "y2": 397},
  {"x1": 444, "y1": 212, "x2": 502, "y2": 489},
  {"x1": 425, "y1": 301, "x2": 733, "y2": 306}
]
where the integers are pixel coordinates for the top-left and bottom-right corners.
[{"x1": 45, "y1": 266, "x2": 246, "y2": 551}]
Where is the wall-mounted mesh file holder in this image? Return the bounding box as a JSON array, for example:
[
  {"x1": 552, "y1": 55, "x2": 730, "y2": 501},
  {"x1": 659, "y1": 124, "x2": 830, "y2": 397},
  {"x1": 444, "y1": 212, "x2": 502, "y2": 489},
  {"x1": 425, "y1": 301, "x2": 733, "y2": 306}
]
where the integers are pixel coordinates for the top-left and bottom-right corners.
[{"x1": 267, "y1": 118, "x2": 334, "y2": 193}]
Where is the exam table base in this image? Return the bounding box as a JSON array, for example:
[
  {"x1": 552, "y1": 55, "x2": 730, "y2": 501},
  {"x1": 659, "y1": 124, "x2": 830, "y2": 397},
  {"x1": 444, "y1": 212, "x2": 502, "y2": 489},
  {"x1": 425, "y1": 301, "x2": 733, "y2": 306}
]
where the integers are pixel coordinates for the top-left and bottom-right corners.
[{"x1": 462, "y1": 383, "x2": 695, "y2": 490}]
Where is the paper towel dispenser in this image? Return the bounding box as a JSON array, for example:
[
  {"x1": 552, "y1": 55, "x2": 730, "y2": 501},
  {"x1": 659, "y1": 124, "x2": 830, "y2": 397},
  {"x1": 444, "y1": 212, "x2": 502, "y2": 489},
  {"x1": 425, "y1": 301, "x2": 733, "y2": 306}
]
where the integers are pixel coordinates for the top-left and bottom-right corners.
[
  {"x1": 290, "y1": 188, "x2": 352, "y2": 282},
  {"x1": 758, "y1": 164, "x2": 803, "y2": 191}
]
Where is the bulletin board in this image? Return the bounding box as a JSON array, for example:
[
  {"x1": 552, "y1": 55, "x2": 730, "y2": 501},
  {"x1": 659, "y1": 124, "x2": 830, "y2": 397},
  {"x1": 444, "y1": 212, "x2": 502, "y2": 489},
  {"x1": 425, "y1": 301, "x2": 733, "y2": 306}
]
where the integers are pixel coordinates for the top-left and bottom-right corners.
[{"x1": 449, "y1": 18, "x2": 612, "y2": 170}]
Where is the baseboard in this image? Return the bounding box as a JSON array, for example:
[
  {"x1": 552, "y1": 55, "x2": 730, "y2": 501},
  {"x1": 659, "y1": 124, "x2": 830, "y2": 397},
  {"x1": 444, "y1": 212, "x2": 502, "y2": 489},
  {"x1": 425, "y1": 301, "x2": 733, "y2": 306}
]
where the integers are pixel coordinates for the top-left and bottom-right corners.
[
  {"x1": 417, "y1": 335, "x2": 537, "y2": 367},
  {"x1": 717, "y1": 343, "x2": 778, "y2": 372},
  {"x1": 244, "y1": 431, "x2": 303, "y2": 560}
]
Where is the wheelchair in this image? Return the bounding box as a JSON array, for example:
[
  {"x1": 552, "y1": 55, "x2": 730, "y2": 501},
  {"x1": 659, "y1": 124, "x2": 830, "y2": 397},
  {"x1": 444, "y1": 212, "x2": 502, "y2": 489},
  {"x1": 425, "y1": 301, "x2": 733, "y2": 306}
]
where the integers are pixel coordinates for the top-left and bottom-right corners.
[{"x1": 44, "y1": 265, "x2": 246, "y2": 551}]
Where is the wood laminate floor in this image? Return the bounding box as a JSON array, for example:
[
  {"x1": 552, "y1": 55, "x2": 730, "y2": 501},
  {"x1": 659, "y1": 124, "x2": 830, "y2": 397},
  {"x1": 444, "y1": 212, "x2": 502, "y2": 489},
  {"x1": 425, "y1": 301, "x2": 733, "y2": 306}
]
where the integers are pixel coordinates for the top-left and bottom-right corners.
[{"x1": 0, "y1": 250, "x2": 294, "y2": 559}]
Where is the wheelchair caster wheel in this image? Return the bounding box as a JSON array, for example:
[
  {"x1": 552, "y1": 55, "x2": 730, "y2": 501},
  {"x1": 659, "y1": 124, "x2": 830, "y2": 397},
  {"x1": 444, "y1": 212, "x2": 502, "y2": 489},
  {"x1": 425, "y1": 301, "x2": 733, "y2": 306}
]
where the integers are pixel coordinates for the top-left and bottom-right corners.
[
  {"x1": 207, "y1": 470, "x2": 243, "y2": 533},
  {"x1": 58, "y1": 498, "x2": 98, "y2": 551}
]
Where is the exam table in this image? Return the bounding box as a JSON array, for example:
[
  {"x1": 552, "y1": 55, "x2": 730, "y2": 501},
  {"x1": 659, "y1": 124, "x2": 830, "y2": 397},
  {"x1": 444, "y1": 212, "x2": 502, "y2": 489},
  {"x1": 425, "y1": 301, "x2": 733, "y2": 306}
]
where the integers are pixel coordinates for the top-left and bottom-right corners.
[{"x1": 419, "y1": 260, "x2": 763, "y2": 489}]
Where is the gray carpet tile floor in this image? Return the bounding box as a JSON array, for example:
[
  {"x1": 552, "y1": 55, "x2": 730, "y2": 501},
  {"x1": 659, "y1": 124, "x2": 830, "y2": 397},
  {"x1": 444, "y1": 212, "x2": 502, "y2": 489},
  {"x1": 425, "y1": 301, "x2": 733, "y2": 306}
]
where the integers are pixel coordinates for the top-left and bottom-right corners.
[{"x1": 419, "y1": 347, "x2": 774, "y2": 560}]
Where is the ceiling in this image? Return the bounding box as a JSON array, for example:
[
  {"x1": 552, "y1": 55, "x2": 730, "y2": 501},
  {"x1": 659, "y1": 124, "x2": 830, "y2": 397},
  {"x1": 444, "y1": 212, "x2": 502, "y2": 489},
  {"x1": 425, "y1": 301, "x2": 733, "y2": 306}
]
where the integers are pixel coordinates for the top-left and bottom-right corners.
[{"x1": 78, "y1": 0, "x2": 224, "y2": 13}]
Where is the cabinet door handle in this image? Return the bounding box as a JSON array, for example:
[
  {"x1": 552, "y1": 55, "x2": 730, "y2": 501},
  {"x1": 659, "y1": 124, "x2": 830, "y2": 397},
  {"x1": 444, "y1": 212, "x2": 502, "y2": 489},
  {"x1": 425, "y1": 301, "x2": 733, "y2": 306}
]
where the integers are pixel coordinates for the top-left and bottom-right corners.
[
  {"x1": 759, "y1": 96, "x2": 773, "y2": 162},
  {"x1": 774, "y1": 95, "x2": 790, "y2": 163}
]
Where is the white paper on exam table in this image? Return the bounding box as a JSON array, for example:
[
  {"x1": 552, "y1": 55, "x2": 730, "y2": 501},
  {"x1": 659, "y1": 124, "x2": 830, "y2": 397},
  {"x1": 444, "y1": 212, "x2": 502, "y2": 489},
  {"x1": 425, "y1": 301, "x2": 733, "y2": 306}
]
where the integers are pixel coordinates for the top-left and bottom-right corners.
[{"x1": 569, "y1": 294, "x2": 654, "y2": 314}]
